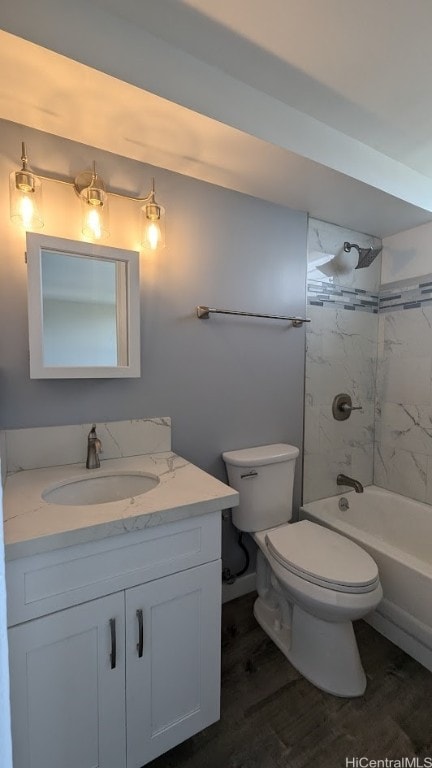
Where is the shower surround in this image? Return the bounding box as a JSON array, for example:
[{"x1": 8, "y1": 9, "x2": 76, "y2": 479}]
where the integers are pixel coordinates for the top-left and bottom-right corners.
[
  {"x1": 304, "y1": 219, "x2": 381, "y2": 503},
  {"x1": 305, "y1": 218, "x2": 432, "y2": 507},
  {"x1": 304, "y1": 218, "x2": 432, "y2": 671},
  {"x1": 375, "y1": 275, "x2": 432, "y2": 503}
]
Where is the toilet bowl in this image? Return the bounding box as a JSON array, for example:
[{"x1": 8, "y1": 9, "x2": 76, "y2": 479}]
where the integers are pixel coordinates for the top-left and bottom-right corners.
[{"x1": 222, "y1": 444, "x2": 383, "y2": 697}]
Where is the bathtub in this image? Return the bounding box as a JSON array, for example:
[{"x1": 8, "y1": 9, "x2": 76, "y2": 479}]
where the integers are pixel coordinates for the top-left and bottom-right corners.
[{"x1": 301, "y1": 485, "x2": 432, "y2": 673}]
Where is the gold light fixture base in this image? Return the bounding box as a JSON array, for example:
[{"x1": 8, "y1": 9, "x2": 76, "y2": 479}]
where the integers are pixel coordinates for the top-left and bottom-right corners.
[
  {"x1": 73, "y1": 170, "x2": 96, "y2": 198},
  {"x1": 15, "y1": 170, "x2": 36, "y2": 193}
]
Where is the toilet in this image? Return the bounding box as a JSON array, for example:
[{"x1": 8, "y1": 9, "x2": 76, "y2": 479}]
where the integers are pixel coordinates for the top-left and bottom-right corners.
[{"x1": 222, "y1": 443, "x2": 382, "y2": 697}]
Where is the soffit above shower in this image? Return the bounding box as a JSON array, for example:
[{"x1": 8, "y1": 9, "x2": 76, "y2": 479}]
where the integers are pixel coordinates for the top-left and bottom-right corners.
[{"x1": 1, "y1": 0, "x2": 432, "y2": 238}]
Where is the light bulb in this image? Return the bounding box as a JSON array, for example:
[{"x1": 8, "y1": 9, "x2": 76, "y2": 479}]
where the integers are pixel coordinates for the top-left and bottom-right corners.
[
  {"x1": 9, "y1": 143, "x2": 44, "y2": 230},
  {"x1": 78, "y1": 162, "x2": 109, "y2": 240},
  {"x1": 80, "y1": 191, "x2": 109, "y2": 240},
  {"x1": 140, "y1": 195, "x2": 165, "y2": 253},
  {"x1": 86, "y1": 207, "x2": 102, "y2": 240},
  {"x1": 19, "y1": 194, "x2": 35, "y2": 229},
  {"x1": 146, "y1": 221, "x2": 161, "y2": 251}
]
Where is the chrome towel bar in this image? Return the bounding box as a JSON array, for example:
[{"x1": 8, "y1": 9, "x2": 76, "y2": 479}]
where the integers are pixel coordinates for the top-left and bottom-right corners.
[{"x1": 196, "y1": 305, "x2": 310, "y2": 327}]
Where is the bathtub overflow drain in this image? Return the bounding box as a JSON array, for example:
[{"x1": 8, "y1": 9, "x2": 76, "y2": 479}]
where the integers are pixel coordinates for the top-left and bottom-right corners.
[{"x1": 338, "y1": 497, "x2": 349, "y2": 511}]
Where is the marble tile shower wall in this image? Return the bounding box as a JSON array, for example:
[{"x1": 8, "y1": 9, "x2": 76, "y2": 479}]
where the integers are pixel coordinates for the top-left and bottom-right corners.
[
  {"x1": 375, "y1": 275, "x2": 432, "y2": 503},
  {"x1": 304, "y1": 219, "x2": 381, "y2": 503}
]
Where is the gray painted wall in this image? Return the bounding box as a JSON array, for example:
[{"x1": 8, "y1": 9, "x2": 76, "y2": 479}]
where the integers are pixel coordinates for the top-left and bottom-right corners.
[{"x1": 0, "y1": 120, "x2": 307, "y2": 572}]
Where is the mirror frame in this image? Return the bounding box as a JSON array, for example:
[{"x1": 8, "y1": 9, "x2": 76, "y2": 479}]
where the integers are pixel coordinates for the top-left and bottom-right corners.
[{"x1": 26, "y1": 233, "x2": 141, "y2": 379}]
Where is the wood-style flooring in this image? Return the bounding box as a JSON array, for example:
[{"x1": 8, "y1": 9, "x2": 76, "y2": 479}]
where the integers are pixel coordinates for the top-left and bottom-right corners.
[{"x1": 147, "y1": 592, "x2": 432, "y2": 768}]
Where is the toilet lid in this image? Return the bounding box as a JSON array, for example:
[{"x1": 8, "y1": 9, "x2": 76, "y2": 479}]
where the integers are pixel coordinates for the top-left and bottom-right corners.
[{"x1": 265, "y1": 521, "x2": 378, "y2": 589}]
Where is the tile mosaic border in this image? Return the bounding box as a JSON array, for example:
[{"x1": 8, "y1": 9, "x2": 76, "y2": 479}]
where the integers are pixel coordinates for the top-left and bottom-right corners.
[
  {"x1": 307, "y1": 280, "x2": 379, "y2": 313},
  {"x1": 308, "y1": 274, "x2": 432, "y2": 314},
  {"x1": 380, "y1": 272, "x2": 432, "y2": 313}
]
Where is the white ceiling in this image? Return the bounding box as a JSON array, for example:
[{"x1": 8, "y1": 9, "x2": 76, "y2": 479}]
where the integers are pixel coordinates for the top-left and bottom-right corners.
[
  {"x1": 1, "y1": 0, "x2": 432, "y2": 237},
  {"x1": 126, "y1": 0, "x2": 432, "y2": 177}
]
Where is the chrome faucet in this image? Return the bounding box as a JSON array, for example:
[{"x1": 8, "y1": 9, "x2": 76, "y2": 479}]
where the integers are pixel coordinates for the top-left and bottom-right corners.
[
  {"x1": 337, "y1": 474, "x2": 363, "y2": 493},
  {"x1": 86, "y1": 424, "x2": 102, "y2": 469}
]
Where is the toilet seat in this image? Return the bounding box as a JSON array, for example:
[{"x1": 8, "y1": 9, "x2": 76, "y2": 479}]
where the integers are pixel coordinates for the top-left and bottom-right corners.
[{"x1": 263, "y1": 521, "x2": 379, "y2": 594}]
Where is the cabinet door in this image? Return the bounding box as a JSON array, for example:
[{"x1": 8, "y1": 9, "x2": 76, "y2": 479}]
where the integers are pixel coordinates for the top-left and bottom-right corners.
[
  {"x1": 126, "y1": 560, "x2": 221, "y2": 768},
  {"x1": 9, "y1": 592, "x2": 126, "y2": 768}
]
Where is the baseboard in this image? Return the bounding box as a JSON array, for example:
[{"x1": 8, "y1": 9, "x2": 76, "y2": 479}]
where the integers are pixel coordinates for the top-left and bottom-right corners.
[{"x1": 222, "y1": 571, "x2": 256, "y2": 603}]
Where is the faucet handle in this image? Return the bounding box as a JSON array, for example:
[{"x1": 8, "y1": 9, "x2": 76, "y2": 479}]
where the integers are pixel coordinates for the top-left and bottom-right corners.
[
  {"x1": 88, "y1": 424, "x2": 102, "y2": 453},
  {"x1": 340, "y1": 403, "x2": 362, "y2": 413}
]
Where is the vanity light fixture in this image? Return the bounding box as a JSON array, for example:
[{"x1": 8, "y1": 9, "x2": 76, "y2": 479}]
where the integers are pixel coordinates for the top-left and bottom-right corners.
[
  {"x1": 9, "y1": 142, "x2": 44, "y2": 230},
  {"x1": 74, "y1": 162, "x2": 109, "y2": 241},
  {"x1": 9, "y1": 142, "x2": 166, "y2": 251},
  {"x1": 140, "y1": 177, "x2": 165, "y2": 253}
]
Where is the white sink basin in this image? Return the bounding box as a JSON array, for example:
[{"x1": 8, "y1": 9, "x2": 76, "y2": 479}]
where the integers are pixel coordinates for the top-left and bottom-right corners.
[{"x1": 42, "y1": 472, "x2": 160, "y2": 506}]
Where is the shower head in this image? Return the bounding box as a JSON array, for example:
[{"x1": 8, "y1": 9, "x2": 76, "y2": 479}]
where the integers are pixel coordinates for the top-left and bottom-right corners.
[{"x1": 343, "y1": 241, "x2": 383, "y2": 270}]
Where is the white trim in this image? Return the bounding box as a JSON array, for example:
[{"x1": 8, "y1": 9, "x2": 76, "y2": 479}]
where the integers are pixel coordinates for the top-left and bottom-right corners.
[
  {"x1": 26, "y1": 233, "x2": 140, "y2": 379},
  {"x1": 0, "y1": 471, "x2": 13, "y2": 768}
]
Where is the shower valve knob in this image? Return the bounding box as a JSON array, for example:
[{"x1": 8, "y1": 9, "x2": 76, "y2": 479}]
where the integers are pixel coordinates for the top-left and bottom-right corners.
[{"x1": 332, "y1": 393, "x2": 362, "y2": 421}]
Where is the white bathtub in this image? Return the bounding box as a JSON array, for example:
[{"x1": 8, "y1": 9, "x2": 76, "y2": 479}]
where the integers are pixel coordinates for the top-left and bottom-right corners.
[{"x1": 301, "y1": 485, "x2": 432, "y2": 672}]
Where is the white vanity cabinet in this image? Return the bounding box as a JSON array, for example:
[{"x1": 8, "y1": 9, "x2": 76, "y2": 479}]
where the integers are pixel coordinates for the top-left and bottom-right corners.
[
  {"x1": 6, "y1": 511, "x2": 222, "y2": 768},
  {"x1": 125, "y1": 561, "x2": 220, "y2": 767},
  {"x1": 9, "y1": 592, "x2": 127, "y2": 768}
]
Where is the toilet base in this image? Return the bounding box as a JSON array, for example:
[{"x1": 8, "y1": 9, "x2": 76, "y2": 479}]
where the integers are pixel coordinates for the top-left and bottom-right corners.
[{"x1": 253, "y1": 596, "x2": 367, "y2": 697}]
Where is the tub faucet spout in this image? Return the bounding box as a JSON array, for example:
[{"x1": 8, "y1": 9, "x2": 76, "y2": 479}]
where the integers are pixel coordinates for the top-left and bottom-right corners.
[
  {"x1": 337, "y1": 473, "x2": 363, "y2": 493},
  {"x1": 86, "y1": 424, "x2": 102, "y2": 469}
]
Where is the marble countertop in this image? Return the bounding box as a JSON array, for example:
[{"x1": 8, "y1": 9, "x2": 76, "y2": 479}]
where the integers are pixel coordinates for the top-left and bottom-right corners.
[{"x1": 3, "y1": 452, "x2": 239, "y2": 560}]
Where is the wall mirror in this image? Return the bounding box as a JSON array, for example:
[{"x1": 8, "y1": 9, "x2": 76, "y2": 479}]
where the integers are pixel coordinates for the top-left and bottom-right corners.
[{"x1": 26, "y1": 233, "x2": 140, "y2": 378}]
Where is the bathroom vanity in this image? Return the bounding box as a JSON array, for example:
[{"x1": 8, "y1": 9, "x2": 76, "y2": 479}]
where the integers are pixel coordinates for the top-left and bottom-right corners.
[{"x1": 2, "y1": 429, "x2": 238, "y2": 768}]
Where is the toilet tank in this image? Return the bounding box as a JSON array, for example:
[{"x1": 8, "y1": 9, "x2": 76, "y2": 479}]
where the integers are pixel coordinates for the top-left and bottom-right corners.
[{"x1": 222, "y1": 443, "x2": 299, "y2": 532}]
